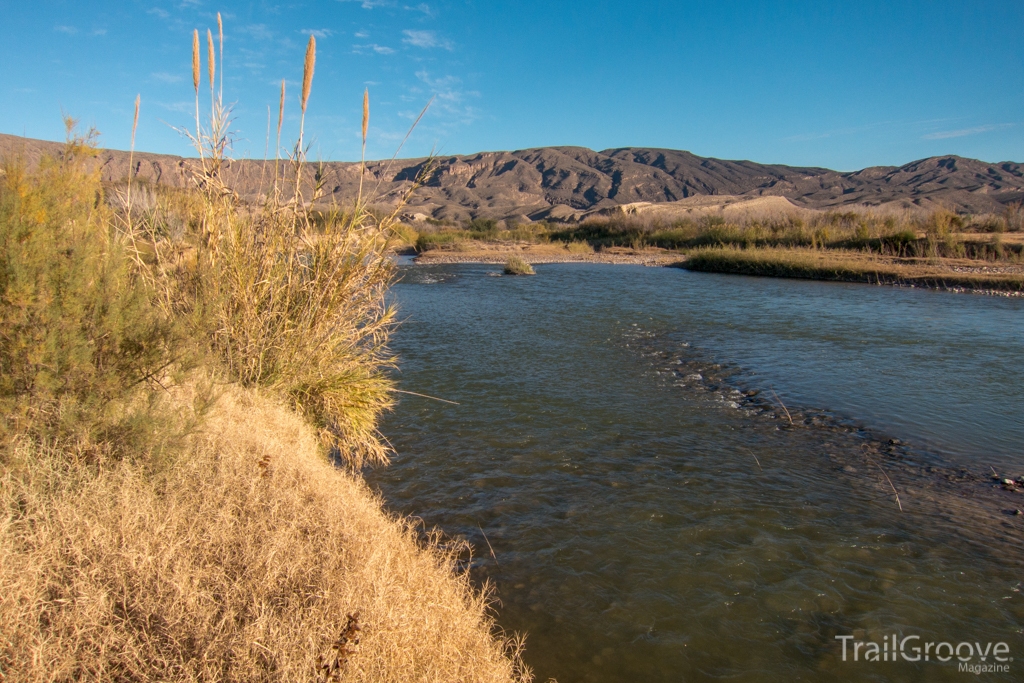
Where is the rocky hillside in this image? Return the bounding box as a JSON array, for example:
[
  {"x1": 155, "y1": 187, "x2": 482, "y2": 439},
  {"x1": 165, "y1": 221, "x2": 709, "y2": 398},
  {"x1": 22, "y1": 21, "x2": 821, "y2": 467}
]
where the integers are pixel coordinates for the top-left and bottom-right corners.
[{"x1": 3, "y1": 133, "x2": 1022, "y2": 221}]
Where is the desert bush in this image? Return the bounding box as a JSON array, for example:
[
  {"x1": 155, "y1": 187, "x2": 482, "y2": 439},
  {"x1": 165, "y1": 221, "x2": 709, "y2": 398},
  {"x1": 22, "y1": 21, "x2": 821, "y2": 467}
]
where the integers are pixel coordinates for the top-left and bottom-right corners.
[
  {"x1": 389, "y1": 221, "x2": 419, "y2": 246},
  {"x1": 116, "y1": 31, "x2": 408, "y2": 468},
  {"x1": 416, "y1": 230, "x2": 474, "y2": 251},
  {"x1": 1004, "y1": 202, "x2": 1024, "y2": 232},
  {"x1": 564, "y1": 239, "x2": 594, "y2": 254},
  {"x1": 0, "y1": 120, "x2": 183, "y2": 451},
  {"x1": 503, "y1": 255, "x2": 535, "y2": 275},
  {"x1": 467, "y1": 217, "x2": 498, "y2": 234}
]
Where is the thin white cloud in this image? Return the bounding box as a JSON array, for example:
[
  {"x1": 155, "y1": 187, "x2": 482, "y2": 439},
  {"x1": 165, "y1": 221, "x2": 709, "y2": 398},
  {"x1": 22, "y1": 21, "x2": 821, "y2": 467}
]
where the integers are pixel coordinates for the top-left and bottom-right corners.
[
  {"x1": 339, "y1": 0, "x2": 394, "y2": 8},
  {"x1": 241, "y1": 24, "x2": 274, "y2": 41},
  {"x1": 354, "y1": 30, "x2": 369, "y2": 38},
  {"x1": 922, "y1": 124, "x2": 1013, "y2": 140},
  {"x1": 156, "y1": 100, "x2": 195, "y2": 115},
  {"x1": 301, "y1": 28, "x2": 335, "y2": 39},
  {"x1": 402, "y1": 29, "x2": 452, "y2": 50},
  {"x1": 151, "y1": 71, "x2": 184, "y2": 83},
  {"x1": 54, "y1": 25, "x2": 78, "y2": 35},
  {"x1": 353, "y1": 43, "x2": 395, "y2": 54},
  {"x1": 783, "y1": 118, "x2": 964, "y2": 145},
  {"x1": 781, "y1": 131, "x2": 832, "y2": 143},
  {"x1": 148, "y1": 8, "x2": 170, "y2": 19},
  {"x1": 341, "y1": 0, "x2": 433, "y2": 13},
  {"x1": 91, "y1": 28, "x2": 107, "y2": 36},
  {"x1": 416, "y1": 71, "x2": 459, "y2": 90},
  {"x1": 415, "y1": 70, "x2": 479, "y2": 125}
]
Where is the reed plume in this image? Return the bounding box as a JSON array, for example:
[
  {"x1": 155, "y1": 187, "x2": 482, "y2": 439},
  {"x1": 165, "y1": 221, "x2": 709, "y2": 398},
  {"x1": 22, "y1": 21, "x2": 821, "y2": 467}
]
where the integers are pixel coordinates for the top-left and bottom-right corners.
[
  {"x1": 272, "y1": 79, "x2": 285, "y2": 194},
  {"x1": 296, "y1": 35, "x2": 315, "y2": 202},
  {"x1": 192, "y1": 30, "x2": 200, "y2": 94},
  {"x1": 277, "y1": 79, "x2": 285, "y2": 159},
  {"x1": 362, "y1": 88, "x2": 369, "y2": 143},
  {"x1": 132, "y1": 94, "x2": 140, "y2": 148},
  {"x1": 191, "y1": 29, "x2": 204, "y2": 163},
  {"x1": 358, "y1": 88, "x2": 369, "y2": 203},
  {"x1": 207, "y1": 28, "x2": 216, "y2": 118},
  {"x1": 301, "y1": 35, "x2": 315, "y2": 115},
  {"x1": 126, "y1": 94, "x2": 141, "y2": 231},
  {"x1": 217, "y1": 12, "x2": 224, "y2": 100}
]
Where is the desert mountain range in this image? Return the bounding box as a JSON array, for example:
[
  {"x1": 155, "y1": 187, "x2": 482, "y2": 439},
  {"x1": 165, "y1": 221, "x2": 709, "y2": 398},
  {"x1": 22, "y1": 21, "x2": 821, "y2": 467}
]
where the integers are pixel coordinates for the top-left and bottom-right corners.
[{"x1": 3, "y1": 133, "x2": 1022, "y2": 222}]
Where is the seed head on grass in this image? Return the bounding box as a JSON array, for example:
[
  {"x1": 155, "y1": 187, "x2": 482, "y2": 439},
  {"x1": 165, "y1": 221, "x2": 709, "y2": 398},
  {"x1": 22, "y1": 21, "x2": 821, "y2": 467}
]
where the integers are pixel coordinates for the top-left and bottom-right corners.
[
  {"x1": 359, "y1": 88, "x2": 369, "y2": 202},
  {"x1": 294, "y1": 35, "x2": 316, "y2": 202},
  {"x1": 301, "y1": 35, "x2": 316, "y2": 114},
  {"x1": 191, "y1": 30, "x2": 200, "y2": 94},
  {"x1": 131, "y1": 94, "x2": 140, "y2": 145},
  {"x1": 191, "y1": 29, "x2": 204, "y2": 163},
  {"x1": 277, "y1": 79, "x2": 285, "y2": 142},
  {"x1": 275, "y1": 79, "x2": 285, "y2": 184},
  {"x1": 362, "y1": 88, "x2": 369, "y2": 145},
  {"x1": 217, "y1": 12, "x2": 223, "y2": 98},
  {"x1": 207, "y1": 28, "x2": 216, "y2": 95}
]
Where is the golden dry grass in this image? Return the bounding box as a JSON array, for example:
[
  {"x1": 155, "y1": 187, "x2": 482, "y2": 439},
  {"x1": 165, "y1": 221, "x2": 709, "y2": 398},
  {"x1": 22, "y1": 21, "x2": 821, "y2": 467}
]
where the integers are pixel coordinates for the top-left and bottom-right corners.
[
  {"x1": 301, "y1": 37, "x2": 315, "y2": 115},
  {"x1": 563, "y1": 240, "x2": 594, "y2": 254},
  {"x1": 0, "y1": 380, "x2": 529, "y2": 683}
]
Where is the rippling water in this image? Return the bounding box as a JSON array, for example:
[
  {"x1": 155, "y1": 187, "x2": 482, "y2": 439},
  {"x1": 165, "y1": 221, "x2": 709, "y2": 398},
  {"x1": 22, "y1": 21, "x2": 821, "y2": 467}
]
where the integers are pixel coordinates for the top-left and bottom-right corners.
[{"x1": 366, "y1": 262, "x2": 1024, "y2": 682}]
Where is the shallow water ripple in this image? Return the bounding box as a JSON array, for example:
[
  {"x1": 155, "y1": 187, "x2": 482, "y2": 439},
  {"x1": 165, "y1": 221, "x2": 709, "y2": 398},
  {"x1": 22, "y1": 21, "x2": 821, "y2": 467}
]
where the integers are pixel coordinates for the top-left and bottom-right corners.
[{"x1": 369, "y1": 263, "x2": 1024, "y2": 682}]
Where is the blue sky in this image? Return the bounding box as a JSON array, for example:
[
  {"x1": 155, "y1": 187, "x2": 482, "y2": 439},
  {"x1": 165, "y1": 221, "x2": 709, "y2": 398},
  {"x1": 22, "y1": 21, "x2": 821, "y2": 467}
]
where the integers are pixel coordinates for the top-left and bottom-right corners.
[{"x1": 2, "y1": 1, "x2": 1022, "y2": 170}]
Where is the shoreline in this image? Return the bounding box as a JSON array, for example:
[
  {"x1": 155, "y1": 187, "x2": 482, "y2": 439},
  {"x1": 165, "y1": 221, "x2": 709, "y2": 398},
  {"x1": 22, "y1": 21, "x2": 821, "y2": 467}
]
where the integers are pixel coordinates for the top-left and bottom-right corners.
[
  {"x1": 633, "y1": 333, "x2": 1024, "y2": 563},
  {"x1": 410, "y1": 246, "x2": 1024, "y2": 295},
  {"x1": 413, "y1": 247, "x2": 683, "y2": 267}
]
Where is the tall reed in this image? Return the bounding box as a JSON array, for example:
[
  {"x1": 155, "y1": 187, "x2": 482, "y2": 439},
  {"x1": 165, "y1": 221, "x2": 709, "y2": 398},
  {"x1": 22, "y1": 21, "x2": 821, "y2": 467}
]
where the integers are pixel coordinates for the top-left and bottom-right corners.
[
  {"x1": 142, "y1": 20, "x2": 423, "y2": 466},
  {"x1": 191, "y1": 29, "x2": 203, "y2": 166},
  {"x1": 295, "y1": 34, "x2": 315, "y2": 203},
  {"x1": 359, "y1": 88, "x2": 369, "y2": 203}
]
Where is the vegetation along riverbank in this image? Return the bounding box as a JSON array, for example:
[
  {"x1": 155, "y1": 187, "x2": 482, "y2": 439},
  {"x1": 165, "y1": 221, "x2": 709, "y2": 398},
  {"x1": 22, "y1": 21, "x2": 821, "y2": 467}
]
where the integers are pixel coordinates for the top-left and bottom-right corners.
[
  {"x1": 0, "y1": 22, "x2": 529, "y2": 683},
  {"x1": 407, "y1": 206, "x2": 1024, "y2": 293}
]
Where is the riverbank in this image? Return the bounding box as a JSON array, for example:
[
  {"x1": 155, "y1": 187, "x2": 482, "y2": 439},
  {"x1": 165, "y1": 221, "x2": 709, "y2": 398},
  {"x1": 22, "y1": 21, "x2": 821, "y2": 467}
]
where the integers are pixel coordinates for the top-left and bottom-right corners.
[
  {"x1": 414, "y1": 243, "x2": 683, "y2": 266},
  {"x1": 683, "y1": 247, "x2": 1024, "y2": 295},
  {"x1": 1, "y1": 122, "x2": 529, "y2": 681},
  {"x1": 413, "y1": 242, "x2": 1024, "y2": 294},
  {"x1": 0, "y1": 380, "x2": 529, "y2": 682}
]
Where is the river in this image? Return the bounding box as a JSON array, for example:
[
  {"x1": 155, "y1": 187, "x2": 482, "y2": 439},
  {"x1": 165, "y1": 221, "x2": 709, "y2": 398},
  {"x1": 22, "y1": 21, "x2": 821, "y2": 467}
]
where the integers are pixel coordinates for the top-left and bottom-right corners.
[{"x1": 366, "y1": 261, "x2": 1024, "y2": 682}]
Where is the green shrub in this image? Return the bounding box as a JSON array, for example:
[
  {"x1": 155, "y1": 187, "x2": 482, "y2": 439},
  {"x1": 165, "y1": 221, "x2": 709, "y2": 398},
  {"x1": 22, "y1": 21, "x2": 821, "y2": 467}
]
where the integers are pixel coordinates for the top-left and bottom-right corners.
[
  {"x1": 0, "y1": 122, "x2": 181, "y2": 449},
  {"x1": 467, "y1": 217, "x2": 498, "y2": 234},
  {"x1": 416, "y1": 230, "x2": 473, "y2": 251},
  {"x1": 503, "y1": 255, "x2": 535, "y2": 275}
]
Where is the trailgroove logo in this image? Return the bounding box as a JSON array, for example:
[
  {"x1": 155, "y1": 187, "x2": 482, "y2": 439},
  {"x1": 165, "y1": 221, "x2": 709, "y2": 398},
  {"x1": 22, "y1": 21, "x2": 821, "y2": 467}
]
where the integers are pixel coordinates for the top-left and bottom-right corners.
[{"x1": 835, "y1": 635, "x2": 1012, "y2": 673}]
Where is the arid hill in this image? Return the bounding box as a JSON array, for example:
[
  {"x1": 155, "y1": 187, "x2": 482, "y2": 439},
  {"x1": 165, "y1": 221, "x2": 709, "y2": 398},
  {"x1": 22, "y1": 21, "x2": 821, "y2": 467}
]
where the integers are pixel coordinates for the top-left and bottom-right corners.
[{"x1": 3, "y1": 133, "x2": 1022, "y2": 222}]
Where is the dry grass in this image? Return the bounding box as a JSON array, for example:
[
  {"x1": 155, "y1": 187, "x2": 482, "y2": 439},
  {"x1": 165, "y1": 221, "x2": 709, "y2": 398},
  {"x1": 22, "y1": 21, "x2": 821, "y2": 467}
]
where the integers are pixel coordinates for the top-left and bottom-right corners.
[
  {"x1": 134, "y1": 21, "x2": 404, "y2": 468},
  {"x1": 502, "y1": 255, "x2": 535, "y2": 275},
  {"x1": 0, "y1": 380, "x2": 530, "y2": 683},
  {"x1": 563, "y1": 240, "x2": 594, "y2": 254}
]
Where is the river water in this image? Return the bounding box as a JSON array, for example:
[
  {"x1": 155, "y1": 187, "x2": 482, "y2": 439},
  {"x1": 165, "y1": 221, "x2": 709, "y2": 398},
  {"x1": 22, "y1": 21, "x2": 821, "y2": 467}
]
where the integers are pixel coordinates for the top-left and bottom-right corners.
[{"x1": 366, "y1": 261, "x2": 1024, "y2": 682}]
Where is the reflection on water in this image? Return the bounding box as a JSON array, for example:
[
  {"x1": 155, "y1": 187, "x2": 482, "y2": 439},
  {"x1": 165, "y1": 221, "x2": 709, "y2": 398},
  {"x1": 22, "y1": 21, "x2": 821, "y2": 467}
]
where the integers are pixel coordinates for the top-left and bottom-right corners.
[{"x1": 367, "y1": 263, "x2": 1024, "y2": 682}]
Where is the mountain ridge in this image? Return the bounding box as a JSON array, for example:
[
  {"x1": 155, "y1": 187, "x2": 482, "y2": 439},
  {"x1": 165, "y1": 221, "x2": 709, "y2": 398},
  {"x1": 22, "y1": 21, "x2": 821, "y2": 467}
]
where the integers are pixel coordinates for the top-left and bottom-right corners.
[{"x1": 2, "y1": 133, "x2": 1022, "y2": 221}]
